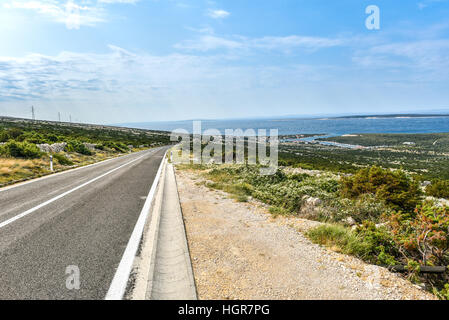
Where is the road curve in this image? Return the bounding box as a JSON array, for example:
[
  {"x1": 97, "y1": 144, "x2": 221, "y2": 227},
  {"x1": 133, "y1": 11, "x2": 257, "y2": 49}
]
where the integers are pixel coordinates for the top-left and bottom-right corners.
[{"x1": 0, "y1": 146, "x2": 169, "y2": 299}]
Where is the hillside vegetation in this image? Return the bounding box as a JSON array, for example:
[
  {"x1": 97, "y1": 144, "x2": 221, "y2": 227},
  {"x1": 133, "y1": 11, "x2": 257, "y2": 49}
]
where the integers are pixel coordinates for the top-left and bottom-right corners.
[
  {"x1": 280, "y1": 133, "x2": 449, "y2": 180},
  {"x1": 0, "y1": 117, "x2": 171, "y2": 185}
]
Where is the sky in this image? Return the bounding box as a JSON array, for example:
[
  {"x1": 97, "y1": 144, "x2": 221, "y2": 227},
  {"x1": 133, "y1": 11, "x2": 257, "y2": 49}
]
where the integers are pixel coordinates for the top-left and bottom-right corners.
[{"x1": 0, "y1": 0, "x2": 449, "y2": 124}]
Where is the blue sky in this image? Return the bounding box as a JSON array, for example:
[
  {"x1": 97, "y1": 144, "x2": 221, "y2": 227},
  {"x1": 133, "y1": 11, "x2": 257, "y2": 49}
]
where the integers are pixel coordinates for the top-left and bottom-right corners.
[{"x1": 0, "y1": 0, "x2": 449, "y2": 123}]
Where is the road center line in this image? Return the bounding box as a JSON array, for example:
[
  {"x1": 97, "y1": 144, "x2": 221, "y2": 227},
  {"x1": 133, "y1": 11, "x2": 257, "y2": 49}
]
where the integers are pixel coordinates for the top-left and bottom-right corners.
[{"x1": 0, "y1": 151, "x2": 153, "y2": 230}]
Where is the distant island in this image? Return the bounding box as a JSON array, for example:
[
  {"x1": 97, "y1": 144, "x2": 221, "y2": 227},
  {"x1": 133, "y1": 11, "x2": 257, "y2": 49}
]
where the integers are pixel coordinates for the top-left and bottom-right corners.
[{"x1": 331, "y1": 113, "x2": 449, "y2": 119}]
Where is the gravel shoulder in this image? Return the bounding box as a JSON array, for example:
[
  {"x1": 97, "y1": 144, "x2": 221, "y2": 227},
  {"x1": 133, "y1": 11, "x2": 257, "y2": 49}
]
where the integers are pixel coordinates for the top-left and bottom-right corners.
[{"x1": 175, "y1": 168, "x2": 436, "y2": 300}]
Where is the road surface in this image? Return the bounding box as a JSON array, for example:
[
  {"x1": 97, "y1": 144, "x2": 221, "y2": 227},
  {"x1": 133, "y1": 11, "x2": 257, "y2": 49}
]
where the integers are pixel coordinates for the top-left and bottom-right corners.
[{"x1": 0, "y1": 147, "x2": 168, "y2": 299}]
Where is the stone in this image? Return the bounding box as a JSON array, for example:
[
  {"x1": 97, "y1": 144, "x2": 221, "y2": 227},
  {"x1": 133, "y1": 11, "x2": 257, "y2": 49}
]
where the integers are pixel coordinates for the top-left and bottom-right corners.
[
  {"x1": 343, "y1": 216, "x2": 356, "y2": 226},
  {"x1": 37, "y1": 142, "x2": 67, "y2": 153}
]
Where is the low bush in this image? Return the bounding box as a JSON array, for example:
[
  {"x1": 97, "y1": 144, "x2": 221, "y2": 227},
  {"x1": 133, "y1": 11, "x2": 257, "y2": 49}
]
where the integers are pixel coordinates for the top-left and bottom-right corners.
[
  {"x1": 103, "y1": 141, "x2": 127, "y2": 153},
  {"x1": 0, "y1": 141, "x2": 42, "y2": 159},
  {"x1": 307, "y1": 223, "x2": 398, "y2": 265},
  {"x1": 340, "y1": 166, "x2": 422, "y2": 211},
  {"x1": 386, "y1": 204, "x2": 449, "y2": 289},
  {"x1": 434, "y1": 284, "x2": 449, "y2": 300},
  {"x1": 353, "y1": 221, "x2": 399, "y2": 265},
  {"x1": 0, "y1": 130, "x2": 10, "y2": 142},
  {"x1": 388, "y1": 204, "x2": 449, "y2": 267},
  {"x1": 309, "y1": 203, "x2": 449, "y2": 294},
  {"x1": 7, "y1": 128, "x2": 23, "y2": 140},
  {"x1": 21, "y1": 131, "x2": 47, "y2": 144},
  {"x1": 52, "y1": 153, "x2": 73, "y2": 166},
  {"x1": 307, "y1": 224, "x2": 372, "y2": 258},
  {"x1": 323, "y1": 194, "x2": 392, "y2": 223},
  {"x1": 66, "y1": 140, "x2": 93, "y2": 155},
  {"x1": 206, "y1": 165, "x2": 339, "y2": 215},
  {"x1": 426, "y1": 180, "x2": 449, "y2": 199}
]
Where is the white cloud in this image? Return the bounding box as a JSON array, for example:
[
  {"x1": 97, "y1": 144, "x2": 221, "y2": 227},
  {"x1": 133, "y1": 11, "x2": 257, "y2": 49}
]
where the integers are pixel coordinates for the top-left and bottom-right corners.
[
  {"x1": 3, "y1": 0, "x2": 141, "y2": 29},
  {"x1": 98, "y1": 0, "x2": 139, "y2": 3},
  {"x1": 417, "y1": 0, "x2": 448, "y2": 10},
  {"x1": 4, "y1": 0, "x2": 105, "y2": 29},
  {"x1": 0, "y1": 46, "x2": 230, "y2": 102},
  {"x1": 352, "y1": 39, "x2": 449, "y2": 82},
  {"x1": 174, "y1": 35, "x2": 243, "y2": 51},
  {"x1": 175, "y1": 34, "x2": 344, "y2": 52},
  {"x1": 207, "y1": 9, "x2": 230, "y2": 19},
  {"x1": 0, "y1": 45, "x2": 344, "y2": 122},
  {"x1": 251, "y1": 35, "x2": 344, "y2": 50}
]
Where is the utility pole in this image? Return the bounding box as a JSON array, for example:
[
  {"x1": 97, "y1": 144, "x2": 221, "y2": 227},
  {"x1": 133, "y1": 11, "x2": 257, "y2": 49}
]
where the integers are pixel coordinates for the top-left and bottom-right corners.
[
  {"x1": 58, "y1": 112, "x2": 61, "y2": 122},
  {"x1": 31, "y1": 105, "x2": 35, "y2": 120},
  {"x1": 69, "y1": 115, "x2": 72, "y2": 123}
]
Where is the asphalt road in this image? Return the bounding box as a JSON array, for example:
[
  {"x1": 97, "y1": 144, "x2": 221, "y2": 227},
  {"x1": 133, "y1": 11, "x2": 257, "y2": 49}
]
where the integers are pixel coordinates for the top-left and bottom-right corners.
[{"x1": 0, "y1": 146, "x2": 168, "y2": 299}]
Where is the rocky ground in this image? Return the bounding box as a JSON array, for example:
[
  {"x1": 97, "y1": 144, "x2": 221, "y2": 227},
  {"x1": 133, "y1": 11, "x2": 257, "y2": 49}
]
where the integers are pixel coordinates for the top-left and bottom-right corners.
[{"x1": 175, "y1": 168, "x2": 436, "y2": 300}]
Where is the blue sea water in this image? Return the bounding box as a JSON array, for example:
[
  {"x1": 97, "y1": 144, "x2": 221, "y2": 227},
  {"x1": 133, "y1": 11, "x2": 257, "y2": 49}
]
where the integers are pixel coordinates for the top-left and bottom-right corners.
[{"x1": 121, "y1": 116, "x2": 449, "y2": 136}]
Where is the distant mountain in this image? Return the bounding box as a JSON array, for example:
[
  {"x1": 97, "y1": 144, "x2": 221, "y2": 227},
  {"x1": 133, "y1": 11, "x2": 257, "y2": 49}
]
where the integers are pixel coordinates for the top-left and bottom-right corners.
[{"x1": 332, "y1": 113, "x2": 449, "y2": 119}]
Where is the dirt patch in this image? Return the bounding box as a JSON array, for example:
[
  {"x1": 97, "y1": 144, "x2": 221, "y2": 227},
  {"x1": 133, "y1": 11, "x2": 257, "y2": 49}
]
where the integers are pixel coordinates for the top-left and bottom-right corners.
[{"x1": 175, "y1": 168, "x2": 435, "y2": 300}]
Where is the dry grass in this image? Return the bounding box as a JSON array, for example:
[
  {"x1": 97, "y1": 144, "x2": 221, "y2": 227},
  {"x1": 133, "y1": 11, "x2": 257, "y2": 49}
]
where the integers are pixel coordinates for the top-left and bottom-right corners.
[
  {"x1": 0, "y1": 158, "x2": 50, "y2": 184},
  {"x1": 0, "y1": 150, "x2": 122, "y2": 186}
]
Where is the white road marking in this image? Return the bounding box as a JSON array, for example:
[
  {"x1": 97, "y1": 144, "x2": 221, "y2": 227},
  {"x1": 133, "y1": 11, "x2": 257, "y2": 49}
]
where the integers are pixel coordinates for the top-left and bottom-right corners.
[
  {"x1": 0, "y1": 151, "x2": 154, "y2": 230},
  {"x1": 105, "y1": 152, "x2": 167, "y2": 300}
]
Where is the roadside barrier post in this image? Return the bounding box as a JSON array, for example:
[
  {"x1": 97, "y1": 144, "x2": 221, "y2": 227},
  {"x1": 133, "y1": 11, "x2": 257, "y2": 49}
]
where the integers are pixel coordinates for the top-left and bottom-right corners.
[{"x1": 50, "y1": 155, "x2": 54, "y2": 172}]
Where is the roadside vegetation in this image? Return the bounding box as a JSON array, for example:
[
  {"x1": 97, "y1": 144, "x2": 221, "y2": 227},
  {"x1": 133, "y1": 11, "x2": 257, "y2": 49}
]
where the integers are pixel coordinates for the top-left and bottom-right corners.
[
  {"x1": 0, "y1": 118, "x2": 171, "y2": 185},
  {"x1": 176, "y1": 134, "x2": 449, "y2": 298}
]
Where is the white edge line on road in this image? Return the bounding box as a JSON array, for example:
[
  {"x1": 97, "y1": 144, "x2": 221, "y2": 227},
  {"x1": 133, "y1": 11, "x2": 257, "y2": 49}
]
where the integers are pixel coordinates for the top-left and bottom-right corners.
[
  {"x1": 105, "y1": 151, "x2": 168, "y2": 300},
  {"x1": 0, "y1": 148, "x2": 160, "y2": 193},
  {"x1": 0, "y1": 151, "x2": 153, "y2": 230}
]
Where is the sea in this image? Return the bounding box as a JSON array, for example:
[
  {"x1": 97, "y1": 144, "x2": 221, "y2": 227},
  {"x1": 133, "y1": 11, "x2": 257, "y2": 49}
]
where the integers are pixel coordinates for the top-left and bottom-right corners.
[{"x1": 120, "y1": 116, "x2": 449, "y2": 136}]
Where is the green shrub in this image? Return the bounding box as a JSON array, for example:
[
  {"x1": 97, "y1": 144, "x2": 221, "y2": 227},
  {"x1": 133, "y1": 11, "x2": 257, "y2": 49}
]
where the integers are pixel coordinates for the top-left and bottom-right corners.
[
  {"x1": 46, "y1": 134, "x2": 58, "y2": 143},
  {"x1": 388, "y1": 204, "x2": 449, "y2": 267},
  {"x1": 66, "y1": 140, "x2": 93, "y2": 155},
  {"x1": 103, "y1": 141, "x2": 127, "y2": 153},
  {"x1": 307, "y1": 224, "x2": 373, "y2": 258},
  {"x1": 307, "y1": 223, "x2": 398, "y2": 265},
  {"x1": 354, "y1": 221, "x2": 398, "y2": 265},
  {"x1": 204, "y1": 165, "x2": 339, "y2": 215},
  {"x1": 323, "y1": 194, "x2": 391, "y2": 223},
  {"x1": 22, "y1": 131, "x2": 47, "y2": 144},
  {"x1": 0, "y1": 130, "x2": 10, "y2": 142},
  {"x1": 426, "y1": 180, "x2": 449, "y2": 199},
  {"x1": 268, "y1": 206, "x2": 290, "y2": 217},
  {"x1": 7, "y1": 128, "x2": 23, "y2": 140},
  {"x1": 434, "y1": 284, "x2": 449, "y2": 300},
  {"x1": 52, "y1": 153, "x2": 73, "y2": 166},
  {"x1": 0, "y1": 141, "x2": 42, "y2": 158},
  {"x1": 340, "y1": 166, "x2": 422, "y2": 211}
]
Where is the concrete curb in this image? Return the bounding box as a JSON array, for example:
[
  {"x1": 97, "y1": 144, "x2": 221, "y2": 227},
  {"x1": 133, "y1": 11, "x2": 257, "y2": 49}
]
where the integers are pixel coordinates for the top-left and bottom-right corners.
[
  {"x1": 128, "y1": 158, "x2": 167, "y2": 299},
  {"x1": 129, "y1": 161, "x2": 197, "y2": 300},
  {"x1": 172, "y1": 165, "x2": 198, "y2": 299}
]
